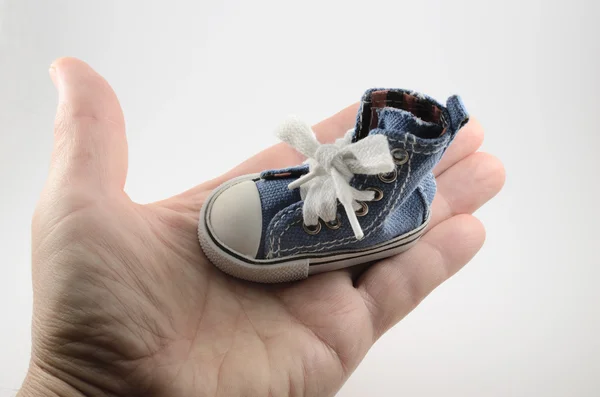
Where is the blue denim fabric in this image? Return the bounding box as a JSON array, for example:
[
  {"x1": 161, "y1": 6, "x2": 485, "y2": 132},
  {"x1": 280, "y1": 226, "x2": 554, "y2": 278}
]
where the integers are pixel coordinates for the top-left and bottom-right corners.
[{"x1": 254, "y1": 89, "x2": 468, "y2": 260}]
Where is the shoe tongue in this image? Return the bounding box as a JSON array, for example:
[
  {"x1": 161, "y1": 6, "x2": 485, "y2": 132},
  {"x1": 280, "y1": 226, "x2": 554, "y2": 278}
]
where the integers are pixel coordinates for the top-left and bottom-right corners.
[{"x1": 353, "y1": 89, "x2": 445, "y2": 142}]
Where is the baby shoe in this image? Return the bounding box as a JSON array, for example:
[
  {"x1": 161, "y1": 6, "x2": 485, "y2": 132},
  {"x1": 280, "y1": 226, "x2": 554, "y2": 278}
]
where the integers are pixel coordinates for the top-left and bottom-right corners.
[{"x1": 198, "y1": 88, "x2": 469, "y2": 283}]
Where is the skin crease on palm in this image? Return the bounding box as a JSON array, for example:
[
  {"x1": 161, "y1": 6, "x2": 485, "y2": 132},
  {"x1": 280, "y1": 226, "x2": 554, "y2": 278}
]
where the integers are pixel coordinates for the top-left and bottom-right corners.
[{"x1": 18, "y1": 58, "x2": 505, "y2": 397}]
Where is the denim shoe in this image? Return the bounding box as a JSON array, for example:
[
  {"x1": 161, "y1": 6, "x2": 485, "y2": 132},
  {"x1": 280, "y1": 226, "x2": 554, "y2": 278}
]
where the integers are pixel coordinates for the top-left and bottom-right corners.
[{"x1": 198, "y1": 88, "x2": 469, "y2": 283}]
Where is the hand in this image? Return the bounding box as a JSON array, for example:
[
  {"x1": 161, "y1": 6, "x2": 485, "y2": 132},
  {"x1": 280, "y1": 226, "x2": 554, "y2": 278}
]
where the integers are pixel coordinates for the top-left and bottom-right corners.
[{"x1": 19, "y1": 58, "x2": 505, "y2": 397}]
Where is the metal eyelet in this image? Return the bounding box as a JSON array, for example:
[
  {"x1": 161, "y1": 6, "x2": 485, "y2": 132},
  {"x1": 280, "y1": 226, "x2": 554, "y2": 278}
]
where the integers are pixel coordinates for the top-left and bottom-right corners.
[
  {"x1": 355, "y1": 202, "x2": 369, "y2": 217},
  {"x1": 391, "y1": 148, "x2": 409, "y2": 165},
  {"x1": 378, "y1": 169, "x2": 398, "y2": 184},
  {"x1": 366, "y1": 187, "x2": 384, "y2": 201},
  {"x1": 325, "y1": 215, "x2": 342, "y2": 230},
  {"x1": 303, "y1": 221, "x2": 322, "y2": 235}
]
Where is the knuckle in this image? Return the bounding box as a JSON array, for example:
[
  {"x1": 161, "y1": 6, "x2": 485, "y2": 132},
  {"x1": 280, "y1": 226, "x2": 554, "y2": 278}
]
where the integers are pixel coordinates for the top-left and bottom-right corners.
[{"x1": 53, "y1": 103, "x2": 73, "y2": 138}]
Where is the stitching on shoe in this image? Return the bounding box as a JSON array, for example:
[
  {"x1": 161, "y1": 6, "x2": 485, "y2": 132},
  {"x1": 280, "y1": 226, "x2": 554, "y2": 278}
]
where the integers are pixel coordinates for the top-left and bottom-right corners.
[
  {"x1": 274, "y1": 218, "x2": 303, "y2": 257},
  {"x1": 416, "y1": 185, "x2": 431, "y2": 223},
  {"x1": 272, "y1": 134, "x2": 421, "y2": 257},
  {"x1": 267, "y1": 206, "x2": 302, "y2": 258},
  {"x1": 388, "y1": 137, "x2": 448, "y2": 154}
]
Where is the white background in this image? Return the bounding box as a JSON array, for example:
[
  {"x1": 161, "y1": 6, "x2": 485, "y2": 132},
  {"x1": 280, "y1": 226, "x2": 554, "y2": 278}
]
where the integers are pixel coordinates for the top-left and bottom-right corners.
[{"x1": 0, "y1": 0, "x2": 599, "y2": 396}]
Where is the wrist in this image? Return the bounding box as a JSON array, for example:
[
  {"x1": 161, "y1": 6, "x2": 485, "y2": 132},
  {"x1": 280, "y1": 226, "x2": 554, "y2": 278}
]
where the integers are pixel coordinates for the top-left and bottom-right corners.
[
  {"x1": 17, "y1": 364, "x2": 86, "y2": 397},
  {"x1": 18, "y1": 350, "x2": 146, "y2": 397}
]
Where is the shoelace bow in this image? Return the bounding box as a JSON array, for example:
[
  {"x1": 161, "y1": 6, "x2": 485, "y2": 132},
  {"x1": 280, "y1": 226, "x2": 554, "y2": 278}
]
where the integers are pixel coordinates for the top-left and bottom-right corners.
[{"x1": 276, "y1": 117, "x2": 395, "y2": 240}]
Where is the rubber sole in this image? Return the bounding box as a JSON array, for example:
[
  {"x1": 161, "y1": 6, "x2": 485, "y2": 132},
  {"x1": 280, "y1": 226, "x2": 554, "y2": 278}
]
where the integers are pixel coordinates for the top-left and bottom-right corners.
[{"x1": 198, "y1": 174, "x2": 428, "y2": 283}]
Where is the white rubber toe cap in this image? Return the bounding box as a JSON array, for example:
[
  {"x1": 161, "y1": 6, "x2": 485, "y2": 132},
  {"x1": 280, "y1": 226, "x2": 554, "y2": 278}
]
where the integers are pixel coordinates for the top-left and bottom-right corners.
[{"x1": 208, "y1": 180, "x2": 263, "y2": 258}]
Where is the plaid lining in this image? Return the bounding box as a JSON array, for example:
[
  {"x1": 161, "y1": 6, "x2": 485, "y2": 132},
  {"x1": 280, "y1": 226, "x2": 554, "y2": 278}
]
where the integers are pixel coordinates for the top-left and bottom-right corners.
[{"x1": 355, "y1": 90, "x2": 447, "y2": 142}]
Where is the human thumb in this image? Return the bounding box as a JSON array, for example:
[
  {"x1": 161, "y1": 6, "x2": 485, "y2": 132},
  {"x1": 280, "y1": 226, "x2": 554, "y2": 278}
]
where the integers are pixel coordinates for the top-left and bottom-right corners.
[{"x1": 48, "y1": 57, "x2": 128, "y2": 193}]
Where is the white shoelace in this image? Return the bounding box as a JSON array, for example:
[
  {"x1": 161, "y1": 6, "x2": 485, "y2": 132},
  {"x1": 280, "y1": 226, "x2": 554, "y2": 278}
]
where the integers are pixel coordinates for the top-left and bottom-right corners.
[{"x1": 276, "y1": 117, "x2": 395, "y2": 240}]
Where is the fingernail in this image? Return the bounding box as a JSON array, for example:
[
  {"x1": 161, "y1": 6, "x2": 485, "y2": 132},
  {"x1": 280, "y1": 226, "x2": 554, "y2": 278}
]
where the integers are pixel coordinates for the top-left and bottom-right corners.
[{"x1": 49, "y1": 65, "x2": 58, "y2": 88}]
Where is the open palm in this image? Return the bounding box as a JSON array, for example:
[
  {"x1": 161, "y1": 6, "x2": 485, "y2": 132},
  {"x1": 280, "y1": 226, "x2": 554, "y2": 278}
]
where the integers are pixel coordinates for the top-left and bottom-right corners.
[{"x1": 22, "y1": 58, "x2": 504, "y2": 397}]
